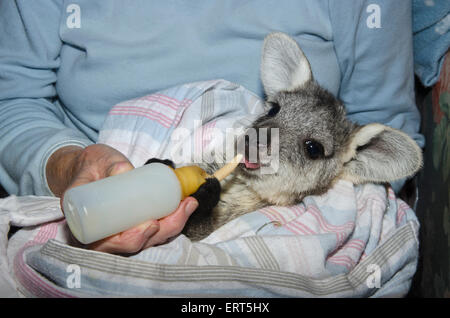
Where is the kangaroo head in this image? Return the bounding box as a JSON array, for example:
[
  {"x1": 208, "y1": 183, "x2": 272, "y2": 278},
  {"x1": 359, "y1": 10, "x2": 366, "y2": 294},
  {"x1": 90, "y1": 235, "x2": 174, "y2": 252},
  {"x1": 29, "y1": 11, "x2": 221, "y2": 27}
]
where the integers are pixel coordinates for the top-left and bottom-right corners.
[{"x1": 239, "y1": 32, "x2": 423, "y2": 205}]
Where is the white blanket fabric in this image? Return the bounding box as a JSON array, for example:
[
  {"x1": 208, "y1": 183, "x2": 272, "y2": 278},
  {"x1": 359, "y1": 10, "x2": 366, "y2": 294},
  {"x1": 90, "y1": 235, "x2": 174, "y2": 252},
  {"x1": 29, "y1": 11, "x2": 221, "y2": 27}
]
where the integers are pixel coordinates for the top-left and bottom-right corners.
[{"x1": 0, "y1": 80, "x2": 419, "y2": 297}]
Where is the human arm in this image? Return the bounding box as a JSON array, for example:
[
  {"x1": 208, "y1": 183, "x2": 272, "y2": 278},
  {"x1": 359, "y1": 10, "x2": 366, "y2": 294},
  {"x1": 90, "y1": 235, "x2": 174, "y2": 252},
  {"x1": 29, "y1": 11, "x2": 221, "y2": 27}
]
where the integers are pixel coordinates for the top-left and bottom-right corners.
[
  {"x1": 0, "y1": 1, "x2": 198, "y2": 254},
  {"x1": 329, "y1": 0, "x2": 425, "y2": 191},
  {"x1": 330, "y1": 0, "x2": 424, "y2": 147},
  {"x1": 0, "y1": 0, "x2": 92, "y2": 195}
]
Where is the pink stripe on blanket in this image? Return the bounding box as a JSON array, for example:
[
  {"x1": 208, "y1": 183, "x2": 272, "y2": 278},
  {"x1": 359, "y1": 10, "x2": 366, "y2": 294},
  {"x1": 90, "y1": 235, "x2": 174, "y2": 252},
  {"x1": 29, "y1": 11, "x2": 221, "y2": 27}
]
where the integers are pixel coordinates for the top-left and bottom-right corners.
[
  {"x1": 396, "y1": 200, "x2": 410, "y2": 226},
  {"x1": 142, "y1": 96, "x2": 182, "y2": 110},
  {"x1": 305, "y1": 205, "x2": 354, "y2": 247},
  {"x1": 289, "y1": 205, "x2": 306, "y2": 217},
  {"x1": 259, "y1": 204, "x2": 355, "y2": 252},
  {"x1": 327, "y1": 238, "x2": 365, "y2": 270},
  {"x1": 114, "y1": 101, "x2": 180, "y2": 116},
  {"x1": 117, "y1": 94, "x2": 191, "y2": 111},
  {"x1": 343, "y1": 238, "x2": 366, "y2": 251},
  {"x1": 327, "y1": 254, "x2": 356, "y2": 271},
  {"x1": 387, "y1": 187, "x2": 397, "y2": 200},
  {"x1": 259, "y1": 206, "x2": 317, "y2": 236},
  {"x1": 109, "y1": 108, "x2": 181, "y2": 128},
  {"x1": 112, "y1": 105, "x2": 179, "y2": 120},
  {"x1": 152, "y1": 94, "x2": 192, "y2": 106},
  {"x1": 149, "y1": 95, "x2": 193, "y2": 110},
  {"x1": 259, "y1": 206, "x2": 289, "y2": 225},
  {"x1": 14, "y1": 221, "x2": 75, "y2": 298},
  {"x1": 285, "y1": 219, "x2": 317, "y2": 235},
  {"x1": 306, "y1": 205, "x2": 354, "y2": 233}
]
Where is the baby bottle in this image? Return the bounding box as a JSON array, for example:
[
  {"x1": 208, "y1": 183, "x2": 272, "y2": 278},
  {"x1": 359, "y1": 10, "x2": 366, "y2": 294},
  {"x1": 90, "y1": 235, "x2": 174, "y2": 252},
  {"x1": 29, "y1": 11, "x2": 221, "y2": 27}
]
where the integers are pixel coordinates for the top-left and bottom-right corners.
[
  {"x1": 62, "y1": 155, "x2": 242, "y2": 245},
  {"x1": 63, "y1": 163, "x2": 208, "y2": 244}
]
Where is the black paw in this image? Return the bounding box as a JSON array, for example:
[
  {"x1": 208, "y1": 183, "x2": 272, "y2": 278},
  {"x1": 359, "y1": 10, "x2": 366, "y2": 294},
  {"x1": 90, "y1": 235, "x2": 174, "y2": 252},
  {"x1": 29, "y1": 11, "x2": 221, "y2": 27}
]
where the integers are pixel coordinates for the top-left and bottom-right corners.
[
  {"x1": 190, "y1": 177, "x2": 221, "y2": 214},
  {"x1": 144, "y1": 158, "x2": 175, "y2": 169},
  {"x1": 182, "y1": 177, "x2": 221, "y2": 239}
]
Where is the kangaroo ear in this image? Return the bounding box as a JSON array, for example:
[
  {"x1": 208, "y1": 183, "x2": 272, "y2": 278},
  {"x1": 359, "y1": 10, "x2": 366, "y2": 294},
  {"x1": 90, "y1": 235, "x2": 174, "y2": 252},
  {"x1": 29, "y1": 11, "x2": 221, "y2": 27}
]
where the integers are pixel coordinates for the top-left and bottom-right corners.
[
  {"x1": 341, "y1": 124, "x2": 423, "y2": 184},
  {"x1": 261, "y1": 32, "x2": 313, "y2": 98}
]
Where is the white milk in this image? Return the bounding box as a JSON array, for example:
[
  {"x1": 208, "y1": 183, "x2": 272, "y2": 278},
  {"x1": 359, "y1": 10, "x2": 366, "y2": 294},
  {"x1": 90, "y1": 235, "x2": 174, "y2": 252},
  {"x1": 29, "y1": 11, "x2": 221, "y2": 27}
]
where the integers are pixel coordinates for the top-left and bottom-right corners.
[{"x1": 63, "y1": 163, "x2": 182, "y2": 244}]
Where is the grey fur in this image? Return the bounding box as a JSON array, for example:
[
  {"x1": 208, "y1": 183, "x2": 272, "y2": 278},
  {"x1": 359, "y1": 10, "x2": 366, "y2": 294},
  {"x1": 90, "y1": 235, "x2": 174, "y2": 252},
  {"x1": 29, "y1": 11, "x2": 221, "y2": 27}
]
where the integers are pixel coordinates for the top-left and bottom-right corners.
[{"x1": 182, "y1": 32, "x2": 423, "y2": 241}]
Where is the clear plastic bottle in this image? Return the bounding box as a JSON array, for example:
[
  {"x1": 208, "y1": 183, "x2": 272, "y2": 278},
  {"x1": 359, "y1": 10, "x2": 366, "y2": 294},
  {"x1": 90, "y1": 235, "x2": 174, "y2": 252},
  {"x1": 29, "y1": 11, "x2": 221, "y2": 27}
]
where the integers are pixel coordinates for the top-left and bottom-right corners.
[{"x1": 62, "y1": 162, "x2": 208, "y2": 244}]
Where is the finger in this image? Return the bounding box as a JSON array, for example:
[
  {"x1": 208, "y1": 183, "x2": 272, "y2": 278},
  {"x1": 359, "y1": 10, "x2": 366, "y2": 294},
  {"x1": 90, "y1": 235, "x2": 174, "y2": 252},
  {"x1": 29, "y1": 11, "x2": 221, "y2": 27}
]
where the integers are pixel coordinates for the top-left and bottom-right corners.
[
  {"x1": 62, "y1": 160, "x2": 133, "y2": 207},
  {"x1": 60, "y1": 165, "x2": 102, "y2": 213},
  {"x1": 90, "y1": 220, "x2": 159, "y2": 254},
  {"x1": 89, "y1": 219, "x2": 160, "y2": 254},
  {"x1": 107, "y1": 160, "x2": 134, "y2": 177},
  {"x1": 70, "y1": 157, "x2": 133, "y2": 190},
  {"x1": 60, "y1": 173, "x2": 97, "y2": 214},
  {"x1": 143, "y1": 197, "x2": 199, "y2": 248}
]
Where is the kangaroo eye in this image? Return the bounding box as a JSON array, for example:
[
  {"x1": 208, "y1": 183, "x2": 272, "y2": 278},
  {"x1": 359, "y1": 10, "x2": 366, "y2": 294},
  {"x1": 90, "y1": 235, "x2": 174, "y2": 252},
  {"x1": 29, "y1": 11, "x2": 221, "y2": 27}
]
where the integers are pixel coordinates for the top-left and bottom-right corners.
[
  {"x1": 267, "y1": 103, "x2": 280, "y2": 117},
  {"x1": 304, "y1": 140, "x2": 324, "y2": 159}
]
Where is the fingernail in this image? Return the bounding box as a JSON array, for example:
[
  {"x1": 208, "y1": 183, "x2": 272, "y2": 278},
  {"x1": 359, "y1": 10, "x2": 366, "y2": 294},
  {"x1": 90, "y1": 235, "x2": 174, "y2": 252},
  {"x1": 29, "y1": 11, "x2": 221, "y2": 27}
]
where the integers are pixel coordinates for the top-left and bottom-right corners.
[{"x1": 185, "y1": 200, "x2": 199, "y2": 216}]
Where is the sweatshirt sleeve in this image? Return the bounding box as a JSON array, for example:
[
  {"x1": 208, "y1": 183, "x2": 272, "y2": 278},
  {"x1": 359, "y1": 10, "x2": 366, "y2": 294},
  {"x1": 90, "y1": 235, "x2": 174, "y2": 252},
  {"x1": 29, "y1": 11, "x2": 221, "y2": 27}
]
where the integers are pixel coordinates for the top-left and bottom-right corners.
[
  {"x1": 329, "y1": 0, "x2": 425, "y2": 149},
  {"x1": 0, "y1": 0, "x2": 93, "y2": 196}
]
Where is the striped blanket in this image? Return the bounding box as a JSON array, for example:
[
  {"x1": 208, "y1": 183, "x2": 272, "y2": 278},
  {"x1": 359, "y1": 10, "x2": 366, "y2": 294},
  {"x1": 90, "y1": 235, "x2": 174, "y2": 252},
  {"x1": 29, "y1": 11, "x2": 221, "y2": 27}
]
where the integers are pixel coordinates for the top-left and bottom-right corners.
[{"x1": 0, "y1": 80, "x2": 419, "y2": 297}]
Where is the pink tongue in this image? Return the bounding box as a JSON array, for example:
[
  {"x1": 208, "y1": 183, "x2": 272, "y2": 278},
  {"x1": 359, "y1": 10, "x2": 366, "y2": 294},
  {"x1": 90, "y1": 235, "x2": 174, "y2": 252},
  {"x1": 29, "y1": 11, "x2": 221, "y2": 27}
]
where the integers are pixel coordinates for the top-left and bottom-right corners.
[{"x1": 244, "y1": 158, "x2": 261, "y2": 169}]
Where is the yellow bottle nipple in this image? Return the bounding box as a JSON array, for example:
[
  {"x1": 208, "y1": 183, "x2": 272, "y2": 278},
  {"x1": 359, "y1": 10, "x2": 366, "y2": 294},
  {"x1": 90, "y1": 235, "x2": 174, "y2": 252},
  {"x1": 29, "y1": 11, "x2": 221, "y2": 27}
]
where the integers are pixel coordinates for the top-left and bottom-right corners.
[{"x1": 173, "y1": 154, "x2": 243, "y2": 200}]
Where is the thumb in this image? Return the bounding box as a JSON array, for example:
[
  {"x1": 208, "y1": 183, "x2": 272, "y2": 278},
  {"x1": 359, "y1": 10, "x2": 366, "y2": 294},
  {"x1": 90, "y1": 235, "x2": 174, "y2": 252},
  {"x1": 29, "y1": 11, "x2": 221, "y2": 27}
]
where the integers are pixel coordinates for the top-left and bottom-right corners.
[{"x1": 107, "y1": 161, "x2": 134, "y2": 176}]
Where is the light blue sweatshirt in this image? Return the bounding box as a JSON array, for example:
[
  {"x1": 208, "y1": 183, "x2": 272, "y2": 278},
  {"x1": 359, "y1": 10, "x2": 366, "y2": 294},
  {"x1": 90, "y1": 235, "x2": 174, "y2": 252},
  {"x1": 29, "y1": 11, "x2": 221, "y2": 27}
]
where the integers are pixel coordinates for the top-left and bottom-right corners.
[{"x1": 0, "y1": 0, "x2": 424, "y2": 196}]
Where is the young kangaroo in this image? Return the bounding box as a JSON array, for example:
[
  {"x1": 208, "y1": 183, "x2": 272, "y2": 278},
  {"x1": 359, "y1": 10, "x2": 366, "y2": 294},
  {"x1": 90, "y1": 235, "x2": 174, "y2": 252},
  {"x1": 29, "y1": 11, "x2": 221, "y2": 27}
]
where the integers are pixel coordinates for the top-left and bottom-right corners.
[{"x1": 167, "y1": 33, "x2": 423, "y2": 241}]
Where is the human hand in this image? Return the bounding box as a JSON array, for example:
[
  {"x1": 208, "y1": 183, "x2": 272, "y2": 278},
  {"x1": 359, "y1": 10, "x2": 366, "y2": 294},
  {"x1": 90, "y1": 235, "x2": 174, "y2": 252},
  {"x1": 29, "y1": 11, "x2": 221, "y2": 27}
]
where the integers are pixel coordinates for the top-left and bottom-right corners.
[
  {"x1": 88, "y1": 196, "x2": 198, "y2": 253},
  {"x1": 46, "y1": 144, "x2": 198, "y2": 254}
]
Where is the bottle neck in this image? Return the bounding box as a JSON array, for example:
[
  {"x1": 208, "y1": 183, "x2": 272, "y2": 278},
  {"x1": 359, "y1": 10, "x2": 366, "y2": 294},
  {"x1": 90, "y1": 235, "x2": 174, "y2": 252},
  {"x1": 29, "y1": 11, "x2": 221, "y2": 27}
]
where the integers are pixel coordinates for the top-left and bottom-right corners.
[{"x1": 173, "y1": 166, "x2": 208, "y2": 199}]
